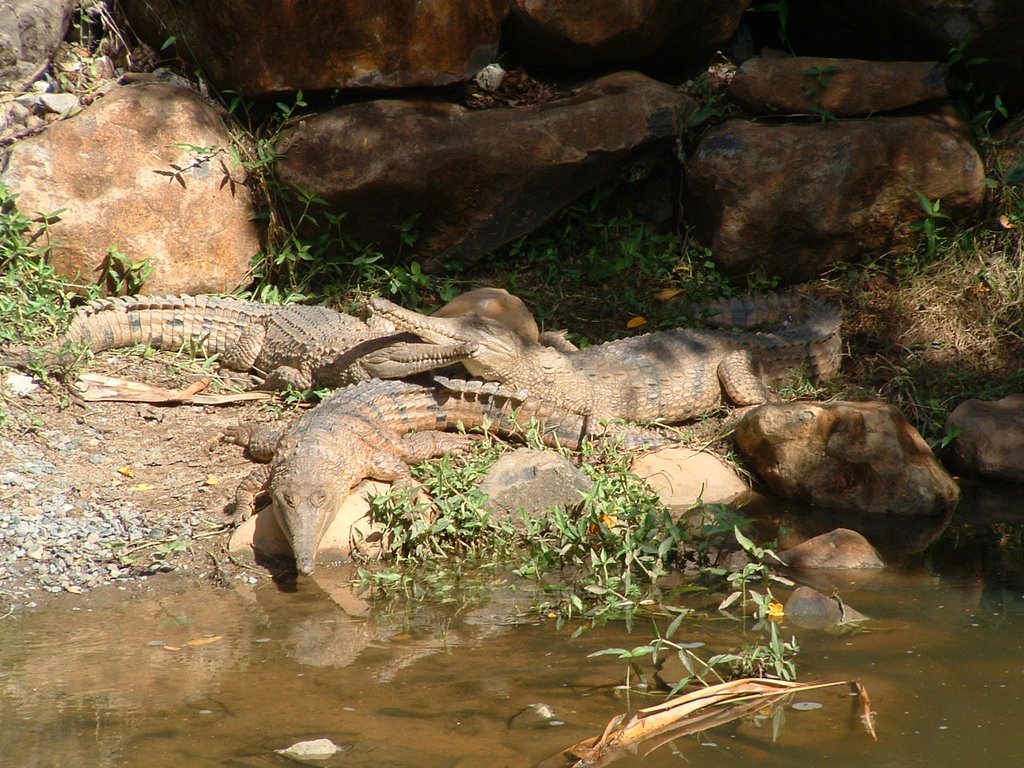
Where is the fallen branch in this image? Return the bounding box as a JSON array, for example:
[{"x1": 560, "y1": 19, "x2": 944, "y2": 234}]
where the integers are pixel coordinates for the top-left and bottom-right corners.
[
  {"x1": 549, "y1": 677, "x2": 870, "y2": 768},
  {"x1": 73, "y1": 373, "x2": 271, "y2": 404}
]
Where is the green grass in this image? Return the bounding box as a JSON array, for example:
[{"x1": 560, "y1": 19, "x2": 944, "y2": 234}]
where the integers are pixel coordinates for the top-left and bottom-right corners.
[{"x1": 0, "y1": 184, "x2": 94, "y2": 348}]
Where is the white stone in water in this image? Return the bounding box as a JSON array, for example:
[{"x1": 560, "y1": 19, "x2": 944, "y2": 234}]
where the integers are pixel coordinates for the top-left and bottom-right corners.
[
  {"x1": 792, "y1": 701, "x2": 824, "y2": 711},
  {"x1": 275, "y1": 738, "x2": 341, "y2": 760}
]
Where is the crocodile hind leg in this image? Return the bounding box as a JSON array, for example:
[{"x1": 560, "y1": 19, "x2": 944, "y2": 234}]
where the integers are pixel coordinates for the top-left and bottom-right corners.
[
  {"x1": 258, "y1": 365, "x2": 315, "y2": 391},
  {"x1": 400, "y1": 431, "x2": 483, "y2": 462},
  {"x1": 223, "y1": 423, "x2": 286, "y2": 462},
  {"x1": 218, "y1": 323, "x2": 266, "y2": 372},
  {"x1": 717, "y1": 350, "x2": 774, "y2": 407}
]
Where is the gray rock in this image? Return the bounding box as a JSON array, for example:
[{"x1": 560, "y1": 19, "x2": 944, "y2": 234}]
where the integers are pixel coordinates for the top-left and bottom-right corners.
[
  {"x1": 785, "y1": 585, "x2": 868, "y2": 630},
  {"x1": 478, "y1": 448, "x2": 593, "y2": 526},
  {"x1": 0, "y1": 0, "x2": 77, "y2": 90}
]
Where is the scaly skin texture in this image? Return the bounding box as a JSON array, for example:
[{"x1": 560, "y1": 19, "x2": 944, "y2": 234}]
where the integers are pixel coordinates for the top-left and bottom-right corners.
[
  {"x1": 368, "y1": 293, "x2": 843, "y2": 423},
  {"x1": 225, "y1": 376, "x2": 665, "y2": 574},
  {"x1": 0, "y1": 291, "x2": 535, "y2": 390}
]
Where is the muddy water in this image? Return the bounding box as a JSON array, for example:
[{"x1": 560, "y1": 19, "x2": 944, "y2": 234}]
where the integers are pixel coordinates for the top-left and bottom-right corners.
[{"x1": 3, "y1": 507, "x2": 1024, "y2": 766}]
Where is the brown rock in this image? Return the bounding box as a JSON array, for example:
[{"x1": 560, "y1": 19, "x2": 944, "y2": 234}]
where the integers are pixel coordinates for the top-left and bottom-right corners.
[
  {"x1": 120, "y1": 0, "x2": 507, "y2": 95},
  {"x1": 778, "y1": 528, "x2": 884, "y2": 569},
  {"x1": 506, "y1": 0, "x2": 750, "y2": 70},
  {"x1": 686, "y1": 111, "x2": 985, "y2": 281},
  {"x1": 275, "y1": 71, "x2": 690, "y2": 268},
  {"x1": 945, "y1": 395, "x2": 1024, "y2": 483},
  {"x1": 2, "y1": 82, "x2": 259, "y2": 295},
  {"x1": 990, "y1": 115, "x2": 1024, "y2": 210},
  {"x1": 729, "y1": 56, "x2": 947, "y2": 117},
  {"x1": 784, "y1": 0, "x2": 1024, "y2": 111},
  {"x1": 734, "y1": 401, "x2": 961, "y2": 515},
  {"x1": 631, "y1": 445, "x2": 749, "y2": 508}
]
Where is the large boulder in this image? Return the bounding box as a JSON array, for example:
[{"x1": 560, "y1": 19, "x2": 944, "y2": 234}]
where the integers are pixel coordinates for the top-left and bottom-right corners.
[
  {"x1": 944, "y1": 395, "x2": 1024, "y2": 483},
  {"x1": 729, "y1": 56, "x2": 948, "y2": 117},
  {"x1": 275, "y1": 71, "x2": 691, "y2": 269},
  {"x1": 734, "y1": 401, "x2": 961, "y2": 515},
  {"x1": 504, "y1": 0, "x2": 751, "y2": 71},
  {"x1": 1, "y1": 82, "x2": 259, "y2": 295},
  {"x1": 783, "y1": 0, "x2": 1024, "y2": 112},
  {"x1": 0, "y1": 0, "x2": 76, "y2": 90},
  {"x1": 686, "y1": 110, "x2": 986, "y2": 281},
  {"x1": 119, "y1": 0, "x2": 507, "y2": 95}
]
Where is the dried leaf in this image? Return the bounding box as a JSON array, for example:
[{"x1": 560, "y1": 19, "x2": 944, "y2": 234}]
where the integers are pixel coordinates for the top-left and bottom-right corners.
[
  {"x1": 555, "y1": 677, "x2": 859, "y2": 768},
  {"x1": 117, "y1": 466, "x2": 135, "y2": 478},
  {"x1": 127, "y1": 483, "x2": 155, "y2": 492},
  {"x1": 186, "y1": 635, "x2": 223, "y2": 647},
  {"x1": 654, "y1": 288, "x2": 683, "y2": 301},
  {"x1": 999, "y1": 214, "x2": 1014, "y2": 229},
  {"x1": 626, "y1": 316, "x2": 648, "y2": 329},
  {"x1": 853, "y1": 680, "x2": 877, "y2": 741}
]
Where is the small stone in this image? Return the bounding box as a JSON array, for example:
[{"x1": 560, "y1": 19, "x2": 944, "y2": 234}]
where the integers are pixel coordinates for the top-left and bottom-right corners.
[
  {"x1": 38, "y1": 93, "x2": 80, "y2": 116},
  {"x1": 2, "y1": 372, "x2": 39, "y2": 397}
]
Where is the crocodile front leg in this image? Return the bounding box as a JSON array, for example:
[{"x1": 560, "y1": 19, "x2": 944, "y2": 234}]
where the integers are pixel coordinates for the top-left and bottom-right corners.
[{"x1": 232, "y1": 464, "x2": 271, "y2": 524}]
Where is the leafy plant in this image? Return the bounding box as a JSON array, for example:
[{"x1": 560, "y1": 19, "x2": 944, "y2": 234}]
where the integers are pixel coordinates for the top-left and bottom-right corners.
[
  {"x1": 802, "y1": 65, "x2": 840, "y2": 122},
  {"x1": 98, "y1": 246, "x2": 154, "y2": 296},
  {"x1": 0, "y1": 183, "x2": 89, "y2": 348},
  {"x1": 747, "y1": 1, "x2": 794, "y2": 56},
  {"x1": 910, "y1": 191, "x2": 952, "y2": 258},
  {"x1": 946, "y1": 32, "x2": 1008, "y2": 137}
]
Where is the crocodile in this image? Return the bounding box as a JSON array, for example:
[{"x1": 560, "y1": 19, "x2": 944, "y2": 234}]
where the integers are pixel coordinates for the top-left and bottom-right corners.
[
  {"x1": 0, "y1": 290, "x2": 545, "y2": 390},
  {"x1": 225, "y1": 375, "x2": 666, "y2": 574},
  {"x1": 367, "y1": 292, "x2": 843, "y2": 423}
]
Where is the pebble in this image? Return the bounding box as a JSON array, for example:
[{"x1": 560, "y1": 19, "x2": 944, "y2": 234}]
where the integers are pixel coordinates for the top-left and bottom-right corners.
[{"x1": 0, "y1": 454, "x2": 207, "y2": 606}]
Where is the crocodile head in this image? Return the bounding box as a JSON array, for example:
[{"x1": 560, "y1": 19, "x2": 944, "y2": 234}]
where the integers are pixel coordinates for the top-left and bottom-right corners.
[
  {"x1": 367, "y1": 296, "x2": 550, "y2": 383},
  {"x1": 270, "y1": 470, "x2": 345, "y2": 576}
]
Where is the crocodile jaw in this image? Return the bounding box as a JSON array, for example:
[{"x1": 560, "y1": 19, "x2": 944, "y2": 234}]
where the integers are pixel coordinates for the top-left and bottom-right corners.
[
  {"x1": 367, "y1": 297, "x2": 524, "y2": 378},
  {"x1": 271, "y1": 481, "x2": 338, "y2": 576}
]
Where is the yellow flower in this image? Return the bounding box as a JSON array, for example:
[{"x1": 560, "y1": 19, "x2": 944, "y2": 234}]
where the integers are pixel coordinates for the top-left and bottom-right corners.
[{"x1": 766, "y1": 601, "x2": 785, "y2": 619}]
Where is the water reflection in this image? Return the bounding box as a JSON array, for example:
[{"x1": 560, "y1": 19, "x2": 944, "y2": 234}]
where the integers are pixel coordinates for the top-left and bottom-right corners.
[{"x1": 2, "y1": 490, "x2": 1023, "y2": 767}]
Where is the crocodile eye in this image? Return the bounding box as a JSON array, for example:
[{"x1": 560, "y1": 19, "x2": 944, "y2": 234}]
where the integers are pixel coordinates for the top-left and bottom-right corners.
[
  {"x1": 310, "y1": 491, "x2": 326, "y2": 507},
  {"x1": 282, "y1": 492, "x2": 296, "y2": 508}
]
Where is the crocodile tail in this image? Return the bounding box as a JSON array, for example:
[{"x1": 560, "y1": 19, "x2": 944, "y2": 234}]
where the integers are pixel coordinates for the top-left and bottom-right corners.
[
  {"x1": 751, "y1": 299, "x2": 842, "y2": 382},
  {"x1": 683, "y1": 292, "x2": 834, "y2": 331},
  {"x1": 429, "y1": 375, "x2": 589, "y2": 449},
  {"x1": 60, "y1": 294, "x2": 269, "y2": 357}
]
